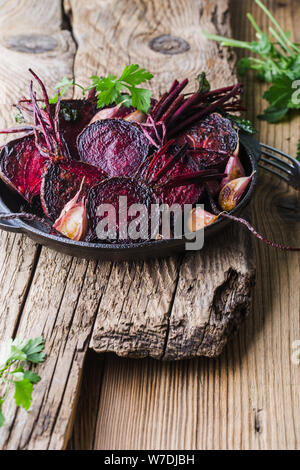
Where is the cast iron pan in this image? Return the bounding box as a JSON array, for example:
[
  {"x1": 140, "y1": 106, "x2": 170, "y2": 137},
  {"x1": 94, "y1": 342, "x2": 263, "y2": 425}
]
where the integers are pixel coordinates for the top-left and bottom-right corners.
[{"x1": 0, "y1": 133, "x2": 260, "y2": 260}]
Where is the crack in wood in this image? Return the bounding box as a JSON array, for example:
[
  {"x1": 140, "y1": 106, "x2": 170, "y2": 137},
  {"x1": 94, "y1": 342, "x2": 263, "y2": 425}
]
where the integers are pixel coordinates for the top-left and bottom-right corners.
[{"x1": 161, "y1": 255, "x2": 185, "y2": 360}]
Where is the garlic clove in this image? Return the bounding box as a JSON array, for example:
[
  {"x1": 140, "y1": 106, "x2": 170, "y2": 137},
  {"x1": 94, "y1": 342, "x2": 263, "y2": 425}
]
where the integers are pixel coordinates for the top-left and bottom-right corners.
[
  {"x1": 89, "y1": 104, "x2": 122, "y2": 125},
  {"x1": 188, "y1": 207, "x2": 219, "y2": 232},
  {"x1": 221, "y1": 154, "x2": 245, "y2": 189},
  {"x1": 219, "y1": 174, "x2": 253, "y2": 212},
  {"x1": 123, "y1": 110, "x2": 147, "y2": 123},
  {"x1": 53, "y1": 181, "x2": 88, "y2": 241}
]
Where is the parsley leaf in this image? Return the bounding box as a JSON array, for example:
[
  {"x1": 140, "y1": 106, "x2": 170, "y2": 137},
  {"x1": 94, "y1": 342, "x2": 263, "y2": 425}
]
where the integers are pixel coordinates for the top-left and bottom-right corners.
[
  {"x1": 129, "y1": 86, "x2": 152, "y2": 113},
  {"x1": 49, "y1": 77, "x2": 86, "y2": 105},
  {"x1": 0, "y1": 336, "x2": 45, "y2": 426},
  {"x1": 24, "y1": 370, "x2": 41, "y2": 384},
  {"x1": 14, "y1": 379, "x2": 33, "y2": 411},
  {"x1": 203, "y1": 0, "x2": 300, "y2": 123},
  {"x1": 0, "y1": 403, "x2": 5, "y2": 427},
  {"x1": 119, "y1": 64, "x2": 153, "y2": 86},
  {"x1": 22, "y1": 336, "x2": 46, "y2": 364},
  {"x1": 88, "y1": 65, "x2": 153, "y2": 113}
]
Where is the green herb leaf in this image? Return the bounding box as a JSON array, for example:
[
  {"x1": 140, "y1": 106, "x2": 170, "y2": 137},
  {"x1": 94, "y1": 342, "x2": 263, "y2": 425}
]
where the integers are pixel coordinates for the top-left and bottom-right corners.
[
  {"x1": 263, "y1": 75, "x2": 293, "y2": 109},
  {"x1": 197, "y1": 72, "x2": 211, "y2": 94},
  {"x1": 22, "y1": 336, "x2": 46, "y2": 364},
  {"x1": 0, "y1": 403, "x2": 5, "y2": 427},
  {"x1": 203, "y1": 0, "x2": 300, "y2": 123},
  {"x1": 259, "y1": 105, "x2": 289, "y2": 123},
  {"x1": 119, "y1": 64, "x2": 153, "y2": 86},
  {"x1": 224, "y1": 113, "x2": 257, "y2": 134},
  {"x1": 24, "y1": 371, "x2": 41, "y2": 385},
  {"x1": 9, "y1": 345, "x2": 27, "y2": 362},
  {"x1": 129, "y1": 86, "x2": 152, "y2": 114},
  {"x1": 0, "y1": 336, "x2": 45, "y2": 427},
  {"x1": 14, "y1": 379, "x2": 33, "y2": 411},
  {"x1": 14, "y1": 109, "x2": 25, "y2": 124},
  {"x1": 89, "y1": 64, "x2": 153, "y2": 113},
  {"x1": 49, "y1": 77, "x2": 86, "y2": 104}
]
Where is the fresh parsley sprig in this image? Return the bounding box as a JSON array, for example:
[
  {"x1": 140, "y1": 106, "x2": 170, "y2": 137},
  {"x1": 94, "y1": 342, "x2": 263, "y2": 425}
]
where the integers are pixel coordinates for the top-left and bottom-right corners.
[
  {"x1": 52, "y1": 65, "x2": 154, "y2": 114},
  {"x1": 203, "y1": 0, "x2": 300, "y2": 123},
  {"x1": 49, "y1": 77, "x2": 86, "y2": 105},
  {"x1": 0, "y1": 336, "x2": 46, "y2": 427},
  {"x1": 86, "y1": 64, "x2": 153, "y2": 113}
]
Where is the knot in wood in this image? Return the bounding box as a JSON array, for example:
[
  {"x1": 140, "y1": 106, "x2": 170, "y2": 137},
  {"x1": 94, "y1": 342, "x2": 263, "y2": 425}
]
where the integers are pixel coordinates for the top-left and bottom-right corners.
[
  {"x1": 149, "y1": 35, "x2": 190, "y2": 55},
  {"x1": 4, "y1": 34, "x2": 58, "y2": 54}
]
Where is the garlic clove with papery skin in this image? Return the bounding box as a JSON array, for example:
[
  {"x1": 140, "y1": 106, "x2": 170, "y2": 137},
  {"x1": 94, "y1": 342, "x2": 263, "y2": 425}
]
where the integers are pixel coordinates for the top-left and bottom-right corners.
[
  {"x1": 188, "y1": 207, "x2": 219, "y2": 232},
  {"x1": 221, "y1": 154, "x2": 245, "y2": 189},
  {"x1": 53, "y1": 181, "x2": 88, "y2": 241},
  {"x1": 219, "y1": 174, "x2": 254, "y2": 212},
  {"x1": 123, "y1": 110, "x2": 147, "y2": 123},
  {"x1": 89, "y1": 104, "x2": 123, "y2": 125}
]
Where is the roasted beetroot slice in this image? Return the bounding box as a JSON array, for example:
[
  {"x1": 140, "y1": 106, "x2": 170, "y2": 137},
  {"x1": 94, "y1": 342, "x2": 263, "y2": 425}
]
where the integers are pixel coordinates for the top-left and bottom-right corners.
[
  {"x1": 77, "y1": 119, "x2": 149, "y2": 177},
  {"x1": 0, "y1": 135, "x2": 47, "y2": 203},
  {"x1": 176, "y1": 113, "x2": 239, "y2": 161},
  {"x1": 143, "y1": 148, "x2": 204, "y2": 207},
  {"x1": 41, "y1": 160, "x2": 106, "y2": 221},
  {"x1": 59, "y1": 99, "x2": 97, "y2": 160},
  {"x1": 88, "y1": 177, "x2": 159, "y2": 243}
]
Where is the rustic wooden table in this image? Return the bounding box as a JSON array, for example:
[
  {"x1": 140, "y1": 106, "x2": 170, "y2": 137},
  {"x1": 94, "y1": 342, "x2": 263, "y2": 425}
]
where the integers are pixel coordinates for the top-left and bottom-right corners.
[{"x1": 0, "y1": 0, "x2": 299, "y2": 450}]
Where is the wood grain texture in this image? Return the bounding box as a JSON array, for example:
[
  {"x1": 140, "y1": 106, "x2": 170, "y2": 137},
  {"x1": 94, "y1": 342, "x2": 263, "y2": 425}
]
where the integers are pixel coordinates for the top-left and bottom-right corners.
[
  {"x1": 68, "y1": 0, "x2": 255, "y2": 360},
  {"x1": 0, "y1": 0, "x2": 85, "y2": 450},
  {"x1": 0, "y1": 0, "x2": 74, "y2": 360},
  {"x1": 70, "y1": 0, "x2": 300, "y2": 450}
]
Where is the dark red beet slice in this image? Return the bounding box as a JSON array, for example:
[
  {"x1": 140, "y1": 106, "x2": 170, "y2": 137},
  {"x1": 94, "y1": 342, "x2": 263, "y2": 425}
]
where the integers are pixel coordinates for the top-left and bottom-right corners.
[
  {"x1": 41, "y1": 160, "x2": 106, "y2": 221},
  {"x1": 58, "y1": 99, "x2": 97, "y2": 160},
  {"x1": 88, "y1": 177, "x2": 159, "y2": 243},
  {"x1": 77, "y1": 119, "x2": 149, "y2": 177},
  {"x1": 176, "y1": 113, "x2": 239, "y2": 168},
  {"x1": 0, "y1": 135, "x2": 47, "y2": 203},
  {"x1": 142, "y1": 147, "x2": 204, "y2": 207}
]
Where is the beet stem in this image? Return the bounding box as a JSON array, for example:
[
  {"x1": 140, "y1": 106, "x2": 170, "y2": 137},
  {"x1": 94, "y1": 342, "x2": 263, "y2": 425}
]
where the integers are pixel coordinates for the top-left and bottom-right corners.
[
  {"x1": 160, "y1": 95, "x2": 185, "y2": 125},
  {"x1": 151, "y1": 92, "x2": 168, "y2": 121},
  {"x1": 30, "y1": 81, "x2": 53, "y2": 154},
  {"x1": 29, "y1": 69, "x2": 55, "y2": 133},
  {"x1": 168, "y1": 84, "x2": 243, "y2": 137},
  {"x1": 145, "y1": 140, "x2": 175, "y2": 180},
  {"x1": 222, "y1": 213, "x2": 300, "y2": 252},
  {"x1": 153, "y1": 79, "x2": 188, "y2": 122},
  {"x1": 151, "y1": 143, "x2": 189, "y2": 184},
  {"x1": 157, "y1": 170, "x2": 225, "y2": 190},
  {"x1": 170, "y1": 92, "x2": 202, "y2": 123},
  {"x1": 0, "y1": 127, "x2": 34, "y2": 134}
]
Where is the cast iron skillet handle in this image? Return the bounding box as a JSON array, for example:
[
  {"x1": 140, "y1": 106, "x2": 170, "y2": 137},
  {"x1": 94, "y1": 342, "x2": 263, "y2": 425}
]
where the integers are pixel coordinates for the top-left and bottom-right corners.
[
  {"x1": 0, "y1": 195, "x2": 23, "y2": 234},
  {"x1": 0, "y1": 218, "x2": 23, "y2": 234}
]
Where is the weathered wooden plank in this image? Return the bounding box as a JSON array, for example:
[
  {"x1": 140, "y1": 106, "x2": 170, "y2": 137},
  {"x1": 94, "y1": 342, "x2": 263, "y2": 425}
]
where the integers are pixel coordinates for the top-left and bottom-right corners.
[
  {"x1": 0, "y1": 0, "x2": 75, "y2": 105},
  {"x1": 0, "y1": 0, "x2": 83, "y2": 450},
  {"x1": 67, "y1": 0, "x2": 255, "y2": 359},
  {"x1": 0, "y1": 251, "x2": 113, "y2": 450},
  {"x1": 73, "y1": 0, "x2": 299, "y2": 450},
  {"x1": 0, "y1": 0, "x2": 75, "y2": 358},
  {"x1": 67, "y1": 351, "x2": 105, "y2": 450},
  {"x1": 163, "y1": 223, "x2": 255, "y2": 359}
]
